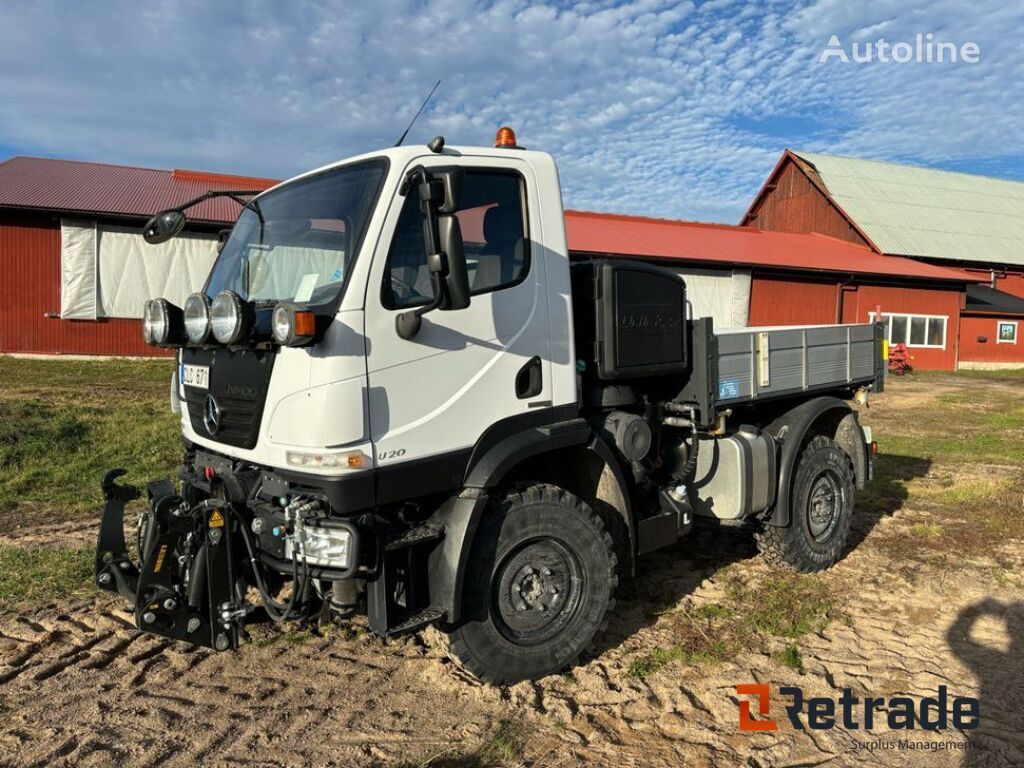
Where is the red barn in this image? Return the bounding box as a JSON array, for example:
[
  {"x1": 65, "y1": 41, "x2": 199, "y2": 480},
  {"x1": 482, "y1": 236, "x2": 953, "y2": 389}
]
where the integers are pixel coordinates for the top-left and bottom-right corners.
[
  {"x1": 565, "y1": 211, "x2": 972, "y2": 370},
  {"x1": 0, "y1": 154, "x2": 987, "y2": 371},
  {"x1": 0, "y1": 157, "x2": 276, "y2": 356},
  {"x1": 742, "y1": 150, "x2": 1024, "y2": 368}
]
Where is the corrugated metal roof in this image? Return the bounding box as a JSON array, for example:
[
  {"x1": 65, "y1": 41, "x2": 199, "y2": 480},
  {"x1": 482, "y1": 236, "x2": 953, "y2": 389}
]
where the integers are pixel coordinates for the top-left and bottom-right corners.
[
  {"x1": 0, "y1": 156, "x2": 278, "y2": 224},
  {"x1": 0, "y1": 154, "x2": 980, "y2": 284},
  {"x1": 565, "y1": 210, "x2": 976, "y2": 283},
  {"x1": 791, "y1": 150, "x2": 1024, "y2": 266}
]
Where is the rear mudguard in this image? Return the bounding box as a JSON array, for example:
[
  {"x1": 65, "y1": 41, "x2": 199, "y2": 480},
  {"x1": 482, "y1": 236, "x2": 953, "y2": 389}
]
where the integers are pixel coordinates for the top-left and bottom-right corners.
[
  {"x1": 763, "y1": 397, "x2": 867, "y2": 527},
  {"x1": 95, "y1": 470, "x2": 247, "y2": 651}
]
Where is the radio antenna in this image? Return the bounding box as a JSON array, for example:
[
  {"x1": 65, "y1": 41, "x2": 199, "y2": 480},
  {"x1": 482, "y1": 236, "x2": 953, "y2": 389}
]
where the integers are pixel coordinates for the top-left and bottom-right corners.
[{"x1": 394, "y1": 80, "x2": 441, "y2": 147}]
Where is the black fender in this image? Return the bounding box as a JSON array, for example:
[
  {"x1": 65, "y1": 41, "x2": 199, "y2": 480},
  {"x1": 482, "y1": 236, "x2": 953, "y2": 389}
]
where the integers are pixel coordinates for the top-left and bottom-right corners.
[
  {"x1": 426, "y1": 491, "x2": 490, "y2": 625},
  {"x1": 463, "y1": 409, "x2": 591, "y2": 490},
  {"x1": 428, "y1": 409, "x2": 638, "y2": 623},
  {"x1": 763, "y1": 396, "x2": 867, "y2": 527},
  {"x1": 584, "y1": 432, "x2": 637, "y2": 571}
]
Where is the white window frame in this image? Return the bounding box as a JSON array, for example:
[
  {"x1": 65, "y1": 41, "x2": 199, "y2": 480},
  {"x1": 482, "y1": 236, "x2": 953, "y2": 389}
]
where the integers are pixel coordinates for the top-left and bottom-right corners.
[
  {"x1": 868, "y1": 311, "x2": 948, "y2": 350},
  {"x1": 996, "y1": 320, "x2": 1018, "y2": 344}
]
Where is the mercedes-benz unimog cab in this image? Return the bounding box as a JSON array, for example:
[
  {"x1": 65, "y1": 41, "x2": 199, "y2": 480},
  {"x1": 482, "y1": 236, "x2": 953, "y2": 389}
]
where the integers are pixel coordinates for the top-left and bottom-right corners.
[{"x1": 96, "y1": 129, "x2": 884, "y2": 684}]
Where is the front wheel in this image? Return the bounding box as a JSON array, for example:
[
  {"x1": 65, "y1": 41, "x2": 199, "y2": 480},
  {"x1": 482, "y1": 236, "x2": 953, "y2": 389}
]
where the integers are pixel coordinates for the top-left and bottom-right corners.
[
  {"x1": 448, "y1": 483, "x2": 618, "y2": 684},
  {"x1": 756, "y1": 435, "x2": 856, "y2": 572}
]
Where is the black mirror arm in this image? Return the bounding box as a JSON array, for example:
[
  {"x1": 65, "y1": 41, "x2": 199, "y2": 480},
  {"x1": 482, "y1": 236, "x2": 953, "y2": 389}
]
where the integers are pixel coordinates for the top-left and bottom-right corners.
[
  {"x1": 395, "y1": 251, "x2": 449, "y2": 340},
  {"x1": 172, "y1": 189, "x2": 264, "y2": 215},
  {"x1": 396, "y1": 168, "x2": 452, "y2": 340}
]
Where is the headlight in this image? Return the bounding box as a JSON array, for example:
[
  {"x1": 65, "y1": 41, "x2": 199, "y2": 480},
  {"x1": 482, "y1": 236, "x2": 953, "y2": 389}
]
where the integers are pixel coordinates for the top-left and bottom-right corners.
[
  {"x1": 142, "y1": 298, "x2": 183, "y2": 346},
  {"x1": 285, "y1": 518, "x2": 356, "y2": 571},
  {"x1": 183, "y1": 292, "x2": 212, "y2": 344},
  {"x1": 272, "y1": 302, "x2": 317, "y2": 346},
  {"x1": 286, "y1": 449, "x2": 369, "y2": 469},
  {"x1": 210, "y1": 290, "x2": 252, "y2": 345}
]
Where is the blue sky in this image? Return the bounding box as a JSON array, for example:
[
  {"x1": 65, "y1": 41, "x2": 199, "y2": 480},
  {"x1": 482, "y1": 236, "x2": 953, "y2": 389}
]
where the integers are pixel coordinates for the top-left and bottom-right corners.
[{"x1": 1, "y1": 0, "x2": 1021, "y2": 223}]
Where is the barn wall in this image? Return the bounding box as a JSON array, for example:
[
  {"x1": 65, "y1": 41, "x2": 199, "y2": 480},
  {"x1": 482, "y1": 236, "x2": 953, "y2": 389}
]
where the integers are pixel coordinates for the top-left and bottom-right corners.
[
  {"x1": 995, "y1": 273, "x2": 1024, "y2": 299},
  {"x1": 748, "y1": 274, "x2": 839, "y2": 326},
  {"x1": 959, "y1": 315, "x2": 1024, "y2": 364},
  {"x1": 749, "y1": 273, "x2": 962, "y2": 370},
  {"x1": 0, "y1": 212, "x2": 169, "y2": 357},
  {"x1": 742, "y1": 159, "x2": 869, "y2": 246},
  {"x1": 838, "y1": 282, "x2": 962, "y2": 371}
]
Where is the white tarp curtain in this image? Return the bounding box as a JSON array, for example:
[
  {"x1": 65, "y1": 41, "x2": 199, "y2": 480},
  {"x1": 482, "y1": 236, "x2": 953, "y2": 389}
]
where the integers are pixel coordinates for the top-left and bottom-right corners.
[
  {"x1": 60, "y1": 220, "x2": 218, "y2": 319},
  {"x1": 661, "y1": 266, "x2": 751, "y2": 328},
  {"x1": 60, "y1": 219, "x2": 98, "y2": 320}
]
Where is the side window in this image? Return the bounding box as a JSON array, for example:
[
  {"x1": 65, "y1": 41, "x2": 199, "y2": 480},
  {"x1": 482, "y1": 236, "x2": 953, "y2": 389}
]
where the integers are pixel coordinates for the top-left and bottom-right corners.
[{"x1": 382, "y1": 171, "x2": 529, "y2": 309}]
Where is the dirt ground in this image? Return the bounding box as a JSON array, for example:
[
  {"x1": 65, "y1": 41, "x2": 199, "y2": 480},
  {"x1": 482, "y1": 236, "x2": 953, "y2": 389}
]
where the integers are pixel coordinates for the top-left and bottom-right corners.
[{"x1": 1, "y1": 373, "x2": 1023, "y2": 768}]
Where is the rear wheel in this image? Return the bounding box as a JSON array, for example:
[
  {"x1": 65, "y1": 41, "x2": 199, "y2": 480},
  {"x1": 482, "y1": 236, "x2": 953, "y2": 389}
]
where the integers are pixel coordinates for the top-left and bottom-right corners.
[
  {"x1": 756, "y1": 435, "x2": 855, "y2": 572},
  {"x1": 448, "y1": 483, "x2": 617, "y2": 684}
]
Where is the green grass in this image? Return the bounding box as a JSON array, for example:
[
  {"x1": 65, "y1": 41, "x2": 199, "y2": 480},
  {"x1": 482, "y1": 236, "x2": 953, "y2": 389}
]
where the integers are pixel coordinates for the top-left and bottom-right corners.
[
  {"x1": 0, "y1": 545, "x2": 94, "y2": 610},
  {"x1": 773, "y1": 644, "x2": 805, "y2": 674},
  {"x1": 725, "y1": 574, "x2": 837, "y2": 639},
  {"x1": 908, "y1": 523, "x2": 944, "y2": 539},
  {"x1": 913, "y1": 368, "x2": 1024, "y2": 381},
  {"x1": 628, "y1": 573, "x2": 840, "y2": 679},
  {"x1": 0, "y1": 356, "x2": 179, "y2": 521},
  {"x1": 401, "y1": 722, "x2": 524, "y2": 768}
]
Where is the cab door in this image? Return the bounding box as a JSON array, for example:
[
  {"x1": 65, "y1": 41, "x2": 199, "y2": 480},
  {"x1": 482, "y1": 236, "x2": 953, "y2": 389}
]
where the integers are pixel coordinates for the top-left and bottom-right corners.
[{"x1": 362, "y1": 156, "x2": 552, "y2": 494}]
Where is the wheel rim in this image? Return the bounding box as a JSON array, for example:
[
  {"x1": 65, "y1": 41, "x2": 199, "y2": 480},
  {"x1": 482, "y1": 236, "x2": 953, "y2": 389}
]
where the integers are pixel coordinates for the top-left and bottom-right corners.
[
  {"x1": 807, "y1": 470, "x2": 844, "y2": 541},
  {"x1": 491, "y1": 537, "x2": 585, "y2": 645}
]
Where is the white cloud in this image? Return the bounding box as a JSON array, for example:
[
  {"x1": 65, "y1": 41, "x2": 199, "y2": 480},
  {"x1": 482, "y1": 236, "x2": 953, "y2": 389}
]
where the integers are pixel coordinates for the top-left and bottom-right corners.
[{"x1": 0, "y1": 0, "x2": 1020, "y2": 223}]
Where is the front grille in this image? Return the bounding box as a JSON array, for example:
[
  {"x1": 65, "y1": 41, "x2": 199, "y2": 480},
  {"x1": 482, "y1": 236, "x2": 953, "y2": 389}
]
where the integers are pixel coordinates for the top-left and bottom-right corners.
[
  {"x1": 181, "y1": 347, "x2": 276, "y2": 450},
  {"x1": 184, "y1": 390, "x2": 262, "y2": 448}
]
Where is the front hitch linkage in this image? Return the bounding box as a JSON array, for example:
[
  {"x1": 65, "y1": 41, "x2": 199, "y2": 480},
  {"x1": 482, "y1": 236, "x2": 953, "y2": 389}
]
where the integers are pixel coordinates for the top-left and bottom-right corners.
[{"x1": 95, "y1": 468, "x2": 141, "y2": 600}]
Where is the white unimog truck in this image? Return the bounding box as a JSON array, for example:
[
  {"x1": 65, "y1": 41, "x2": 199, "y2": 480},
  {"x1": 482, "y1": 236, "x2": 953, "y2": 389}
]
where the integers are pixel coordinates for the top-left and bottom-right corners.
[{"x1": 96, "y1": 128, "x2": 884, "y2": 683}]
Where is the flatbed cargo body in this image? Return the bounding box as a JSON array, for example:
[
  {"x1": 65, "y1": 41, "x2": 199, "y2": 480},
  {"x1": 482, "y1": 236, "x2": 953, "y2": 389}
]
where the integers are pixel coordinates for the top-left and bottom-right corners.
[{"x1": 713, "y1": 322, "x2": 885, "y2": 406}]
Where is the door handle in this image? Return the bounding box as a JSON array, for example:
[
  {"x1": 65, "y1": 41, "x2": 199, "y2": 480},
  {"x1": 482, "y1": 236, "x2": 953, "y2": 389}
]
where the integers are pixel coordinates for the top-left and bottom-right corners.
[{"x1": 515, "y1": 356, "x2": 542, "y2": 399}]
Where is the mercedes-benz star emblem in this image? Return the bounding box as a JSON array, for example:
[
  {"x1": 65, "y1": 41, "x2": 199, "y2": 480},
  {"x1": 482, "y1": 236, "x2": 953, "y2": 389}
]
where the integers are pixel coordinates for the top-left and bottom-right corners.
[{"x1": 203, "y1": 395, "x2": 222, "y2": 435}]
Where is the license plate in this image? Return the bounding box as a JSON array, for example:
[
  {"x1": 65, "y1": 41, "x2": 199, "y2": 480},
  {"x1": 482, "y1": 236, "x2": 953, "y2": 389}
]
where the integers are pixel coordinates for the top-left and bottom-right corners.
[{"x1": 181, "y1": 364, "x2": 209, "y2": 389}]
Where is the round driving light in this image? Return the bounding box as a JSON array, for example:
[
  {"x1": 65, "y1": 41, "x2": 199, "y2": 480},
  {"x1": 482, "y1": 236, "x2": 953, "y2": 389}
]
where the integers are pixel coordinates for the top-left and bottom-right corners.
[
  {"x1": 271, "y1": 302, "x2": 317, "y2": 346},
  {"x1": 142, "y1": 298, "x2": 183, "y2": 347},
  {"x1": 145, "y1": 299, "x2": 170, "y2": 345},
  {"x1": 210, "y1": 290, "x2": 251, "y2": 345},
  {"x1": 142, "y1": 300, "x2": 157, "y2": 344},
  {"x1": 272, "y1": 305, "x2": 291, "y2": 344},
  {"x1": 184, "y1": 292, "x2": 212, "y2": 344}
]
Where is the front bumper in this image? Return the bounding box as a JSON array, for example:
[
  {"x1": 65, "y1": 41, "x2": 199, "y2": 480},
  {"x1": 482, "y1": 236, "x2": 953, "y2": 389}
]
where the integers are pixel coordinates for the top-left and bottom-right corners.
[{"x1": 96, "y1": 459, "x2": 447, "y2": 650}]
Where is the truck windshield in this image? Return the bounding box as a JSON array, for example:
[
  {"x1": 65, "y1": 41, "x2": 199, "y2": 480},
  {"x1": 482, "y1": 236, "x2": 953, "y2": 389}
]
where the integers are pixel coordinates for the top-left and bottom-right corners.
[{"x1": 206, "y1": 159, "x2": 387, "y2": 307}]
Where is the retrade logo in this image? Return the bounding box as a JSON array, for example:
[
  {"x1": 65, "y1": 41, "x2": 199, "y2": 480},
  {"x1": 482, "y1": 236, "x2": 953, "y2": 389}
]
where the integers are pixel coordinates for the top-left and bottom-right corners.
[
  {"x1": 736, "y1": 684, "x2": 778, "y2": 731},
  {"x1": 735, "y1": 685, "x2": 979, "y2": 732},
  {"x1": 733, "y1": 684, "x2": 978, "y2": 733}
]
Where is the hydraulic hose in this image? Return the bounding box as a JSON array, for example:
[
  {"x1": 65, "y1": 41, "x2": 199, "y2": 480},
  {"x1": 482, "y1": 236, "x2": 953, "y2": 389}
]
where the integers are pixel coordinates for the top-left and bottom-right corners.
[
  {"x1": 230, "y1": 506, "x2": 306, "y2": 623},
  {"x1": 681, "y1": 419, "x2": 700, "y2": 482}
]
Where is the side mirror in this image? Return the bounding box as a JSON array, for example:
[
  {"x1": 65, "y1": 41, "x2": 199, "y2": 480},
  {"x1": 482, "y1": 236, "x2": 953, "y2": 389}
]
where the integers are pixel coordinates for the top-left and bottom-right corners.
[
  {"x1": 142, "y1": 209, "x2": 186, "y2": 244},
  {"x1": 434, "y1": 167, "x2": 464, "y2": 213},
  {"x1": 438, "y1": 215, "x2": 469, "y2": 311}
]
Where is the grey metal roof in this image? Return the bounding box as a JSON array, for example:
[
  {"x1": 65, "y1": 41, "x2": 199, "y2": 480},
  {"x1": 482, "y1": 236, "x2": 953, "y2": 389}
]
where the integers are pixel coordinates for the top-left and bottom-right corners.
[{"x1": 791, "y1": 151, "x2": 1024, "y2": 267}]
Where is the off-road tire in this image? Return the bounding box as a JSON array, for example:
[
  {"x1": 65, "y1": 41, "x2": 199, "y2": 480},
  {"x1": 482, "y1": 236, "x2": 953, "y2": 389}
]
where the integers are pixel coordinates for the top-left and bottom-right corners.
[
  {"x1": 756, "y1": 435, "x2": 855, "y2": 572},
  {"x1": 447, "y1": 483, "x2": 617, "y2": 684}
]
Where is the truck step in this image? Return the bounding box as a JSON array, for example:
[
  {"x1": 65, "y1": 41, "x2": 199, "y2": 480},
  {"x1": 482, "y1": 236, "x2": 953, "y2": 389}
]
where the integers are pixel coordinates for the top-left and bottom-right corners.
[
  {"x1": 384, "y1": 524, "x2": 443, "y2": 551},
  {"x1": 386, "y1": 607, "x2": 445, "y2": 636}
]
